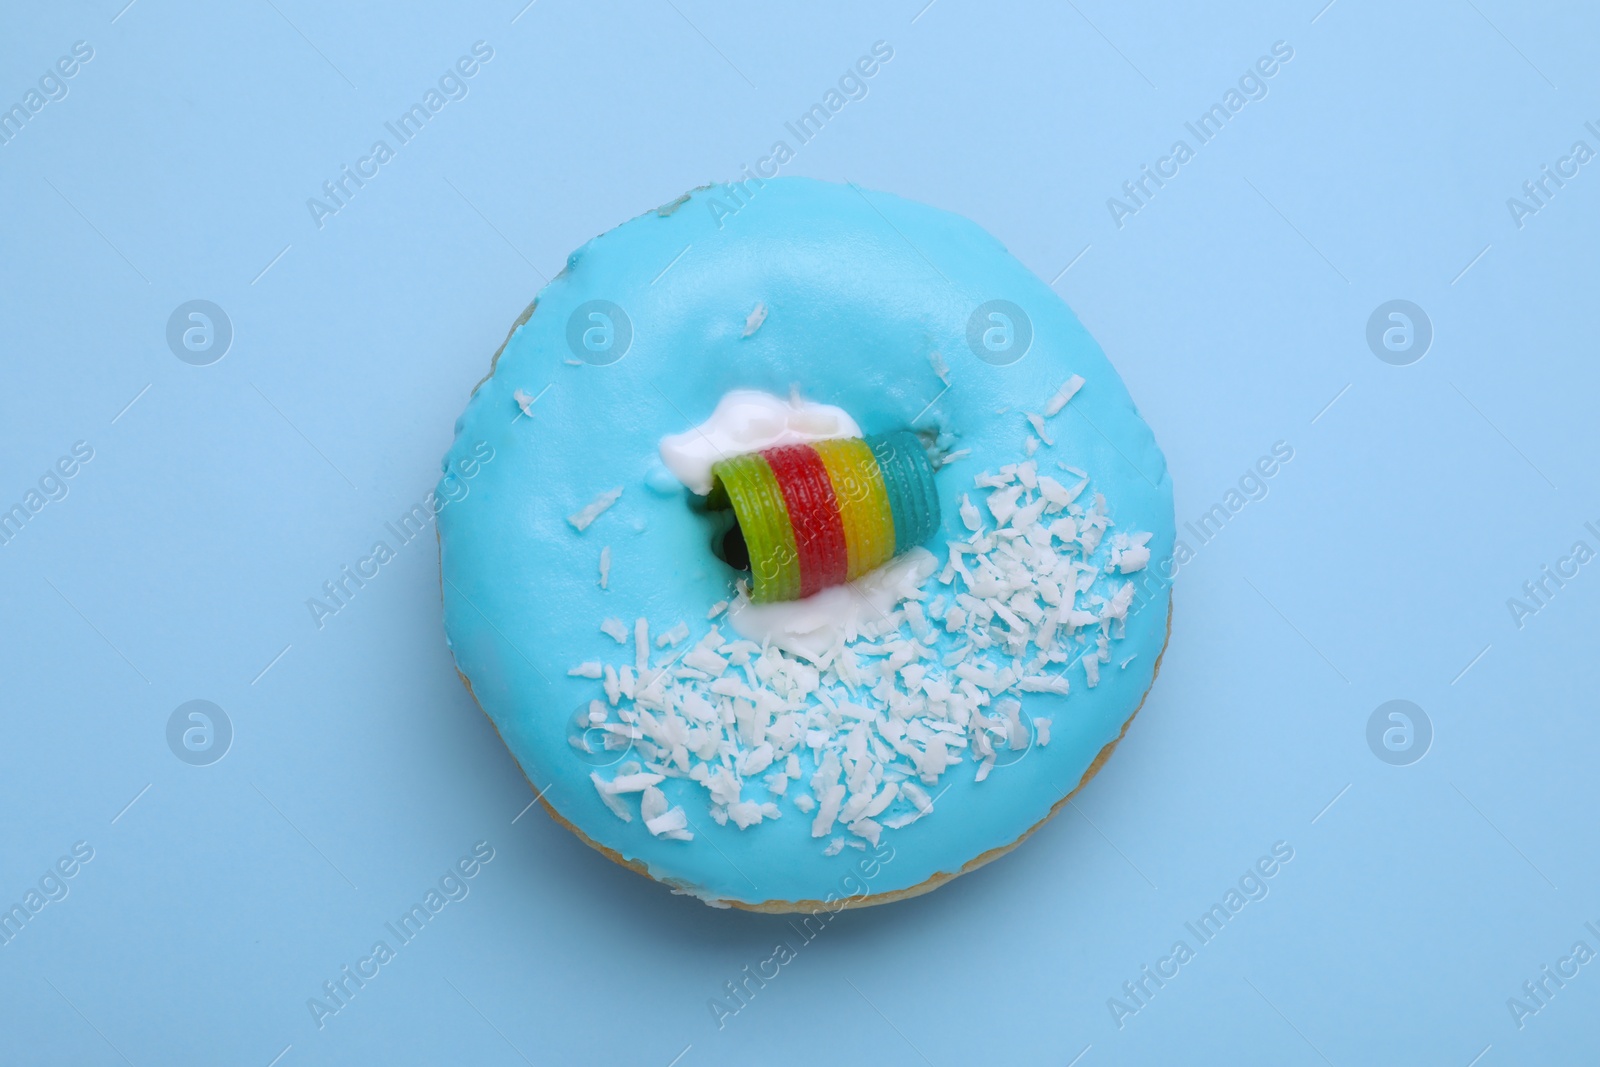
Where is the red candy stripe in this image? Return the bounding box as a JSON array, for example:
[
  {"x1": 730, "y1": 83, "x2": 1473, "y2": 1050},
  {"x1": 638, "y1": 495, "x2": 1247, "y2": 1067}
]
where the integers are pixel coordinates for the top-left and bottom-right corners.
[{"x1": 762, "y1": 443, "x2": 848, "y2": 598}]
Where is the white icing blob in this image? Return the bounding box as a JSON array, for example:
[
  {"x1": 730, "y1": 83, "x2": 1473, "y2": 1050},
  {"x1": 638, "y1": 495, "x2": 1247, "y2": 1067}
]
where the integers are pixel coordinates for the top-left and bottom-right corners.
[
  {"x1": 726, "y1": 548, "x2": 938, "y2": 659},
  {"x1": 659, "y1": 389, "x2": 861, "y2": 495}
]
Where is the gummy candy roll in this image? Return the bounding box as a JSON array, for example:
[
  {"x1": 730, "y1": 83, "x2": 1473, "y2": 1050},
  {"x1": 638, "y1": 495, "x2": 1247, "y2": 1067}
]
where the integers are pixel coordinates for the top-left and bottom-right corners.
[{"x1": 707, "y1": 431, "x2": 940, "y2": 603}]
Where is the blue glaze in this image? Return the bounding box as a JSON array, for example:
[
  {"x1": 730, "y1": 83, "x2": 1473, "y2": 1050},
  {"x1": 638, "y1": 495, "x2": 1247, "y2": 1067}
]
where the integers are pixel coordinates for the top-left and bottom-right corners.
[{"x1": 439, "y1": 178, "x2": 1174, "y2": 906}]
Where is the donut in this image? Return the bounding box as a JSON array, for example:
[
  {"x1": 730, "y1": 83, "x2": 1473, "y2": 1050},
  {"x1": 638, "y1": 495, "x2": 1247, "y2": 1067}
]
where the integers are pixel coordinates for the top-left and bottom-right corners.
[{"x1": 438, "y1": 178, "x2": 1174, "y2": 911}]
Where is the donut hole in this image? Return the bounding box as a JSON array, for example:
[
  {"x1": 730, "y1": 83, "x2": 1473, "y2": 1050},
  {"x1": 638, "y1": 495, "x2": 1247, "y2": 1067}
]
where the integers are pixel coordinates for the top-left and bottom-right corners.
[
  {"x1": 702, "y1": 505, "x2": 750, "y2": 573},
  {"x1": 719, "y1": 522, "x2": 751, "y2": 572},
  {"x1": 685, "y1": 491, "x2": 753, "y2": 574}
]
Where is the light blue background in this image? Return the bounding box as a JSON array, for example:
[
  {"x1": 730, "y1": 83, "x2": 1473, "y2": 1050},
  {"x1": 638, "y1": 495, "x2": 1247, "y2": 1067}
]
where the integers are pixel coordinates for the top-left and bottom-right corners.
[{"x1": 1, "y1": 0, "x2": 1595, "y2": 1063}]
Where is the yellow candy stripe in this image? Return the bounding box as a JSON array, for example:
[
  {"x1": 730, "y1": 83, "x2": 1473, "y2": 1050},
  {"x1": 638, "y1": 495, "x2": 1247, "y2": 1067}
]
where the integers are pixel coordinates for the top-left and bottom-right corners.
[
  {"x1": 707, "y1": 452, "x2": 801, "y2": 603},
  {"x1": 812, "y1": 437, "x2": 895, "y2": 581}
]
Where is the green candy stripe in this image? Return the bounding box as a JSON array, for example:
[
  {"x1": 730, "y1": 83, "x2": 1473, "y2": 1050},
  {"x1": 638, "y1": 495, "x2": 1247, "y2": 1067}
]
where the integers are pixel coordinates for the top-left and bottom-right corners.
[
  {"x1": 867, "y1": 431, "x2": 940, "y2": 555},
  {"x1": 708, "y1": 452, "x2": 801, "y2": 603}
]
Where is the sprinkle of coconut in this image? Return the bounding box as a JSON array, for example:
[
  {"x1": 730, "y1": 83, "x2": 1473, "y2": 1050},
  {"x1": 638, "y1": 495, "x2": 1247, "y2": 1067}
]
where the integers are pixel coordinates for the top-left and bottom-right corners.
[
  {"x1": 608, "y1": 770, "x2": 665, "y2": 793},
  {"x1": 1043, "y1": 375, "x2": 1085, "y2": 416},
  {"x1": 598, "y1": 546, "x2": 611, "y2": 588},
  {"x1": 641, "y1": 786, "x2": 693, "y2": 840},
  {"x1": 928, "y1": 350, "x2": 951, "y2": 385},
  {"x1": 568, "y1": 662, "x2": 602, "y2": 678},
  {"x1": 1019, "y1": 674, "x2": 1070, "y2": 694},
  {"x1": 568, "y1": 487, "x2": 623, "y2": 532},
  {"x1": 987, "y1": 484, "x2": 1023, "y2": 523},
  {"x1": 742, "y1": 302, "x2": 768, "y2": 337},
  {"x1": 1037, "y1": 475, "x2": 1071, "y2": 508},
  {"x1": 1025, "y1": 412, "x2": 1054, "y2": 446},
  {"x1": 960, "y1": 495, "x2": 982, "y2": 532},
  {"x1": 514, "y1": 388, "x2": 537, "y2": 416},
  {"x1": 590, "y1": 773, "x2": 632, "y2": 821},
  {"x1": 647, "y1": 807, "x2": 692, "y2": 839},
  {"x1": 707, "y1": 600, "x2": 728, "y2": 619},
  {"x1": 576, "y1": 448, "x2": 1153, "y2": 843},
  {"x1": 1025, "y1": 436, "x2": 1040, "y2": 456},
  {"x1": 683, "y1": 643, "x2": 728, "y2": 677},
  {"x1": 1109, "y1": 531, "x2": 1152, "y2": 574}
]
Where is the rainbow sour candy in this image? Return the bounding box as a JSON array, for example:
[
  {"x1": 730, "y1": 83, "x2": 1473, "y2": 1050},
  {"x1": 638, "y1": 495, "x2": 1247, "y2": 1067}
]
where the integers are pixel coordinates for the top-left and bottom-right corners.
[{"x1": 708, "y1": 431, "x2": 940, "y2": 603}]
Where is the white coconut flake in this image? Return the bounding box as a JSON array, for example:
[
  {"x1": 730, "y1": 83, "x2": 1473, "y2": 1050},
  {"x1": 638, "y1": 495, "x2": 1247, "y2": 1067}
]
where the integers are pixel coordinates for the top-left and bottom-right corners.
[
  {"x1": 728, "y1": 801, "x2": 777, "y2": 829},
  {"x1": 656, "y1": 621, "x2": 690, "y2": 648},
  {"x1": 812, "y1": 784, "x2": 846, "y2": 837},
  {"x1": 641, "y1": 785, "x2": 668, "y2": 823},
  {"x1": 707, "y1": 600, "x2": 728, "y2": 619},
  {"x1": 1019, "y1": 674, "x2": 1070, "y2": 694},
  {"x1": 1043, "y1": 375, "x2": 1085, "y2": 416},
  {"x1": 607, "y1": 772, "x2": 665, "y2": 793},
  {"x1": 987, "y1": 485, "x2": 1023, "y2": 524},
  {"x1": 634, "y1": 618, "x2": 649, "y2": 673},
  {"x1": 683, "y1": 643, "x2": 729, "y2": 676},
  {"x1": 1111, "y1": 531, "x2": 1153, "y2": 574},
  {"x1": 568, "y1": 662, "x2": 603, "y2": 678},
  {"x1": 647, "y1": 807, "x2": 692, "y2": 839},
  {"x1": 960, "y1": 495, "x2": 982, "y2": 533},
  {"x1": 928, "y1": 350, "x2": 951, "y2": 385},
  {"x1": 568, "y1": 487, "x2": 623, "y2": 532},
  {"x1": 598, "y1": 546, "x2": 611, "y2": 588},
  {"x1": 590, "y1": 773, "x2": 632, "y2": 821},
  {"x1": 1037, "y1": 476, "x2": 1071, "y2": 508},
  {"x1": 742, "y1": 302, "x2": 768, "y2": 337},
  {"x1": 1025, "y1": 412, "x2": 1054, "y2": 446}
]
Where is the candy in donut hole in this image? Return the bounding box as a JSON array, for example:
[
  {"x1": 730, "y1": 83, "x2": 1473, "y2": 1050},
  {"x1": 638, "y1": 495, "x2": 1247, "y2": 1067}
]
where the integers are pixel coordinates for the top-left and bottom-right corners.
[
  {"x1": 703, "y1": 430, "x2": 939, "y2": 603},
  {"x1": 439, "y1": 178, "x2": 1174, "y2": 911}
]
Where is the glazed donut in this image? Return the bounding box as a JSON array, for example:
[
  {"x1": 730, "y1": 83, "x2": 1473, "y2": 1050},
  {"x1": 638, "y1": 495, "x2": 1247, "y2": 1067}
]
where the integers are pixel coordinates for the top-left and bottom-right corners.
[{"x1": 438, "y1": 178, "x2": 1174, "y2": 911}]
